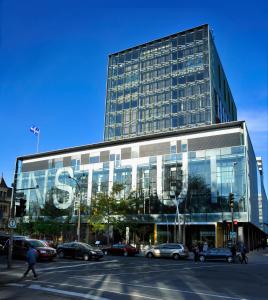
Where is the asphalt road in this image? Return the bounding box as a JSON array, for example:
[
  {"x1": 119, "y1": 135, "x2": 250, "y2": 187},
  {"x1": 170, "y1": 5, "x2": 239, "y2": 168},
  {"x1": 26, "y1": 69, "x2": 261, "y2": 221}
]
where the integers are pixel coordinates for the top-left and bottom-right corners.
[{"x1": 1, "y1": 250, "x2": 268, "y2": 300}]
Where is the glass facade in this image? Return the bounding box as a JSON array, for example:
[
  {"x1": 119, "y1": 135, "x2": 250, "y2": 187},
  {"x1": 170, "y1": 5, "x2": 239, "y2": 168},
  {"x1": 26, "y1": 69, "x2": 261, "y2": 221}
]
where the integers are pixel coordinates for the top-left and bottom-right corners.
[
  {"x1": 16, "y1": 145, "x2": 248, "y2": 223},
  {"x1": 104, "y1": 24, "x2": 237, "y2": 141}
]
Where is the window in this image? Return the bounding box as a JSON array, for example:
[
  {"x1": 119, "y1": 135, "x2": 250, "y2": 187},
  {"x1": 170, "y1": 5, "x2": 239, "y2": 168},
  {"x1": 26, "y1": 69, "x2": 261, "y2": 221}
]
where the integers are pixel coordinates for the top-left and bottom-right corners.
[
  {"x1": 115, "y1": 126, "x2": 121, "y2": 136},
  {"x1": 172, "y1": 117, "x2": 177, "y2": 127},
  {"x1": 178, "y1": 76, "x2": 186, "y2": 84},
  {"x1": 181, "y1": 144, "x2": 187, "y2": 152},
  {"x1": 90, "y1": 156, "x2": 100, "y2": 164},
  {"x1": 116, "y1": 114, "x2": 122, "y2": 123},
  {"x1": 172, "y1": 103, "x2": 178, "y2": 113},
  {"x1": 172, "y1": 77, "x2": 177, "y2": 86}
]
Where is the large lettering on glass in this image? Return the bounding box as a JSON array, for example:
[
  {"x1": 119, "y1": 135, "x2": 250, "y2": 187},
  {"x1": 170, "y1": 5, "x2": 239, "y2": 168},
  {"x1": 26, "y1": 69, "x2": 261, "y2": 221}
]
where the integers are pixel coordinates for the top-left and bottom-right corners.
[{"x1": 53, "y1": 167, "x2": 74, "y2": 209}]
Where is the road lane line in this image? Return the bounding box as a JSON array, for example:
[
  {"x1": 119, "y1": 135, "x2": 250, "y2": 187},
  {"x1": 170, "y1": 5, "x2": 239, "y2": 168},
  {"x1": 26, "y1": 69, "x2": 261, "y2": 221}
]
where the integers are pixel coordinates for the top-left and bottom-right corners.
[
  {"x1": 38, "y1": 259, "x2": 118, "y2": 271},
  {"x1": 28, "y1": 284, "x2": 110, "y2": 300},
  {"x1": 35, "y1": 279, "x2": 249, "y2": 300}
]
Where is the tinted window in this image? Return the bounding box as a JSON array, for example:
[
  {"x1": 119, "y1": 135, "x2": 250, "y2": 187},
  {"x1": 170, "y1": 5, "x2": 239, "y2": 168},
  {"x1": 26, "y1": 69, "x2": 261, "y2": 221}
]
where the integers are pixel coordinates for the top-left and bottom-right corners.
[{"x1": 28, "y1": 240, "x2": 45, "y2": 248}]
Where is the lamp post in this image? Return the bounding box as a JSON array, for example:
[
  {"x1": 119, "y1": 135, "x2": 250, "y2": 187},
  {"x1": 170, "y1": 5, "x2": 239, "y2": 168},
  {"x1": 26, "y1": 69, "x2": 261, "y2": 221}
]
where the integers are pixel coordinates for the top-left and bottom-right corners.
[
  {"x1": 68, "y1": 176, "x2": 82, "y2": 242},
  {"x1": 230, "y1": 162, "x2": 237, "y2": 245},
  {"x1": 175, "y1": 195, "x2": 182, "y2": 243}
]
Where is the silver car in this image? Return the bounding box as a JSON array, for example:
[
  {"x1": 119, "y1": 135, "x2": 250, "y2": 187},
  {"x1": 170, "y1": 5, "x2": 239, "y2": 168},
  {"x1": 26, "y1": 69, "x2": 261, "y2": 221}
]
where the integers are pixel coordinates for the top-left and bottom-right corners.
[{"x1": 145, "y1": 243, "x2": 189, "y2": 260}]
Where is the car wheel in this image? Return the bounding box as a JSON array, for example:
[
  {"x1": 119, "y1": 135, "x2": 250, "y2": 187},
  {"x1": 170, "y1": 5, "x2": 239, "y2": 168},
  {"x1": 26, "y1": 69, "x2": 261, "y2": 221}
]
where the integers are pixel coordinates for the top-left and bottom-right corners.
[
  {"x1": 227, "y1": 256, "x2": 233, "y2": 263},
  {"x1": 199, "y1": 255, "x2": 205, "y2": 262},
  {"x1": 123, "y1": 251, "x2": 128, "y2": 257},
  {"x1": 58, "y1": 251, "x2": 65, "y2": 259},
  {"x1": 146, "y1": 252, "x2": 154, "y2": 258},
  {"x1": 173, "y1": 253, "x2": 180, "y2": 260},
  {"x1": 83, "y1": 253, "x2": 90, "y2": 261}
]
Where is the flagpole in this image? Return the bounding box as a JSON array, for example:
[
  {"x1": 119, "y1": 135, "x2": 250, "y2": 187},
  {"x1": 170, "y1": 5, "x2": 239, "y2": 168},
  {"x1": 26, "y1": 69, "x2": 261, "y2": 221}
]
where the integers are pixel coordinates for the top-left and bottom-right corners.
[{"x1": 37, "y1": 130, "x2": 40, "y2": 153}]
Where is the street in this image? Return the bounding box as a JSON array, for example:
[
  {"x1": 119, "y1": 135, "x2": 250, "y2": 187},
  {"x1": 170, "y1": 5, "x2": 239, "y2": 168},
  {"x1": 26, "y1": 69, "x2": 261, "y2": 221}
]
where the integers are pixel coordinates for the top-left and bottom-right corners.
[{"x1": 1, "y1": 250, "x2": 268, "y2": 300}]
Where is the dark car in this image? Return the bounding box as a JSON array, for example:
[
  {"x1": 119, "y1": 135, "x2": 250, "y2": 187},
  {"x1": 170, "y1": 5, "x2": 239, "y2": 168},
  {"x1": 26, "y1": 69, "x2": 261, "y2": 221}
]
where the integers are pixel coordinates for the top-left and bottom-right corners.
[
  {"x1": 103, "y1": 243, "x2": 139, "y2": 256},
  {"x1": 11, "y1": 238, "x2": 57, "y2": 261},
  {"x1": 57, "y1": 242, "x2": 103, "y2": 261},
  {"x1": 199, "y1": 247, "x2": 234, "y2": 263}
]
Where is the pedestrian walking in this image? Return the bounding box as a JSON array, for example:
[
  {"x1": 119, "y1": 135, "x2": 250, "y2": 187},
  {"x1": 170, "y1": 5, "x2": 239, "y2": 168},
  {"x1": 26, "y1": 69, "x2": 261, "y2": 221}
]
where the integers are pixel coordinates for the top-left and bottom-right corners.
[
  {"x1": 231, "y1": 244, "x2": 236, "y2": 263},
  {"x1": 203, "y1": 241, "x2": 208, "y2": 252},
  {"x1": 240, "y1": 245, "x2": 248, "y2": 264},
  {"x1": 193, "y1": 245, "x2": 199, "y2": 263},
  {"x1": 23, "y1": 244, "x2": 38, "y2": 279}
]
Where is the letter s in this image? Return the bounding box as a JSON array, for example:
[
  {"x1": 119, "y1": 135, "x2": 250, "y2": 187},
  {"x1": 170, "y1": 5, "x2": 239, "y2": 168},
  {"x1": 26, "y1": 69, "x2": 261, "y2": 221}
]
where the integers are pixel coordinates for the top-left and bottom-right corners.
[{"x1": 53, "y1": 167, "x2": 74, "y2": 209}]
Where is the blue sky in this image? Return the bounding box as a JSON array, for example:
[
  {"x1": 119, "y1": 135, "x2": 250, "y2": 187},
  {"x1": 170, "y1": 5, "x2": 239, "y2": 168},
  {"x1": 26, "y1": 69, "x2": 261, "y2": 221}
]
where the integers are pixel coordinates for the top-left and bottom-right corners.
[{"x1": 1, "y1": 0, "x2": 267, "y2": 191}]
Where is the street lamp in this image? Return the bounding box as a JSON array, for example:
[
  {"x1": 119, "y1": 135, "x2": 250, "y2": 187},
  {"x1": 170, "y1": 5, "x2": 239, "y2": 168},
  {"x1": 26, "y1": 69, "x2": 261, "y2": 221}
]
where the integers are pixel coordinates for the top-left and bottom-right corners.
[
  {"x1": 68, "y1": 175, "x2": 82, "y2": 242},
  {"x1": 175, "y1": 195, "x2": 182, "y2": 243}
]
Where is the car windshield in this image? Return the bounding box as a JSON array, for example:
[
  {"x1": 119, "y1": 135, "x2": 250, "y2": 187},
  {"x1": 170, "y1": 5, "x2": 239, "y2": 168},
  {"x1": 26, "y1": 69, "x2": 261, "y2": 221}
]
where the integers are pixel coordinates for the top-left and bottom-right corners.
[
  {"x1": 28, "y1": 240, "x2": 45, "y2": 248},
  {"x1": 79, "y1": 243, "x2": 93, "y2": 250}
]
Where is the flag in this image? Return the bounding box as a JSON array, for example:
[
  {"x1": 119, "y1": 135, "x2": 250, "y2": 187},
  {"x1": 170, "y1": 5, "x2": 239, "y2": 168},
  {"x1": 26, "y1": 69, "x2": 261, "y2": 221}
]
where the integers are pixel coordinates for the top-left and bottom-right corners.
[{"x1": 30, "y1": 125, "x2": 40, "y2": 135}]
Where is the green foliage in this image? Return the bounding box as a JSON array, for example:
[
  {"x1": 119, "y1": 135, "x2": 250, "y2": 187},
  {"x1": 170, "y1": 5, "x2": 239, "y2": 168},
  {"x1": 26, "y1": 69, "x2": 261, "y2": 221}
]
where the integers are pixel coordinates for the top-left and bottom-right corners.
[{"x1": 40, "y1": 197, "x2": 71, "y2": 218}]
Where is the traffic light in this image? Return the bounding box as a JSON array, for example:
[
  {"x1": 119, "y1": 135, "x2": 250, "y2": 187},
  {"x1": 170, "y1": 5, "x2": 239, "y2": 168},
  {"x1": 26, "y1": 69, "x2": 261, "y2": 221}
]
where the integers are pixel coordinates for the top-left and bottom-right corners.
[
  {"x1": 234, "y1": 220, "x2": 238, "y2": 226},
  {"x1": 20, "y1": 198, "x2": 26, "y2": 216},
  {"x1": 229, "y1": 193, "x2": 234, "y2": 209}
]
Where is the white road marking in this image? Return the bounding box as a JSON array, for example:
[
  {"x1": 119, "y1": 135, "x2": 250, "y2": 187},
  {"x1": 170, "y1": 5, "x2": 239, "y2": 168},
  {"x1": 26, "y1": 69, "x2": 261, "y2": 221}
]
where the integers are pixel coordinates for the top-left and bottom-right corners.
[
  {"x1": 6, "y1": 283, "x2": 25, "y2": 287},
  {"x1": 33, "y1": 281, "x2": 167, "y2": 300},
  {"x1": 38, "y1": 259, "x2": 118, "y2": 271},
  {"x1": 36, "y1": 279, "x2": 249, "y2": 300},
  {"x1": 28, "y1": 284, "x2": 110, "y2": 300},
  {"x1": 68, "y1": 263, "x2": 226, "y2": 277}
]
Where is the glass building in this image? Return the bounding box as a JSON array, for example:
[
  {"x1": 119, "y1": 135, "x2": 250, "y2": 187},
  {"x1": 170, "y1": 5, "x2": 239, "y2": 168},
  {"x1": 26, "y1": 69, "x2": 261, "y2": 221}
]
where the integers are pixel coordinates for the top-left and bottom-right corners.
[
  {"x1": 104, "y1": 24, "x2": 237, "y2": 141},
  {"x1": 14, "y1": 122, "x2": 267, "y2": 248}
]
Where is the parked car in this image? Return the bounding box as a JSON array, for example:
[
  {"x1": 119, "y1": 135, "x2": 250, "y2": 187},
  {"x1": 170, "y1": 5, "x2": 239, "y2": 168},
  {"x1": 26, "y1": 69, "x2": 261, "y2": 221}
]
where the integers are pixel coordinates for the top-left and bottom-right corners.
[
  {"x1": 145, "y1": 243, "x2": 189, "y2": 260},
  {"x1": 199, "y1": 247, "x2": 234, "y2": 263},
  {"x1": 12, "y1": 238, "x2": 57, "y2": 261},
  {"x1": 103, "y1": 243, "x2": 139, "y2": 256},
  {"x1": 57, "y1": 242, "x2": 103, "y2": 261}
]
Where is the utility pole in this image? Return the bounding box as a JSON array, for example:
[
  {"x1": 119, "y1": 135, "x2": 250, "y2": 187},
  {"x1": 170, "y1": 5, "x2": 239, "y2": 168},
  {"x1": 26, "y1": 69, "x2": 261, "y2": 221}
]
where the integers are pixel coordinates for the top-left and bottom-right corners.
[{"x1": 8, "y1": 159, "x2": 38, "y2": 268}]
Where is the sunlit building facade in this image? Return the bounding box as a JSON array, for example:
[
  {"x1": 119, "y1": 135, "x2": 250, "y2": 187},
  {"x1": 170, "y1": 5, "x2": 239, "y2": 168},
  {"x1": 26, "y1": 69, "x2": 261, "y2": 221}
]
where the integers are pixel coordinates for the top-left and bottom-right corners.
[
  {"x1": 14, "y1": 122, "x2": 267, "y2": 248},
  {"x1": 104, "y1": 24, "x2": 237, "y2": 141}
]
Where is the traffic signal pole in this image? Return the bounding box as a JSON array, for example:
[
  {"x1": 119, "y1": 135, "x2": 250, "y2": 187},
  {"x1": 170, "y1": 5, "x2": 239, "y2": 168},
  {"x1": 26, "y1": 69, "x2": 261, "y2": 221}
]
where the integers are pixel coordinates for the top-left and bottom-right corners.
[{"x1": 7, "y1": 168, "x2": 38, "y2": 269}]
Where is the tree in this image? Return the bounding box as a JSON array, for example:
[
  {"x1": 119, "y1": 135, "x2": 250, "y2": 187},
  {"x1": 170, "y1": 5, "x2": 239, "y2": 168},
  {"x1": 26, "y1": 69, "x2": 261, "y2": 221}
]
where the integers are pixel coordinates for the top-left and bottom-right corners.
[{"x1": 88, "y1": 183, "x2": 125, "y2": 244}]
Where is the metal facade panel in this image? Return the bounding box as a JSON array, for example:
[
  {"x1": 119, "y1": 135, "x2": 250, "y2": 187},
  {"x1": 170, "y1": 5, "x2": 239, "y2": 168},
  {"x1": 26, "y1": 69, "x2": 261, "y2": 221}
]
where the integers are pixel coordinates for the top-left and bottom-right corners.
[
  {"x1": 139, "y1": 142, "x2": 170, "y2": 157},
  {"x1": 21, "y1": 160, "x2": 49, "y2": 172},
  {"x1": 121, "y1": 147, "x2": 132, "y2": 160},
  {"x1": 176, "y1": 140, "x2": 181, "y2": 153},
  {"x1": 100, "y1": 150, "x2": 110, "y2": 162},
  {"x1": 63, "y1": 156, "x2": 71, "y2": 167},
  {"x1": 81, "y1": 154, "x2": 89, "y2": 165},
  {"x1": 188, "y1": 133, "x2": 241, "y2": 151}
]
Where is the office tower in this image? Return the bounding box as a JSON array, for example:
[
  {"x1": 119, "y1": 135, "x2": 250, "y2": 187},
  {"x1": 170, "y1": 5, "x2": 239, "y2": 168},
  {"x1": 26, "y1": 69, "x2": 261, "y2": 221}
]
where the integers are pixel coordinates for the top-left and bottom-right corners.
[{"x1": 104, "y1": 24, "x2": 237, "y2": 141}]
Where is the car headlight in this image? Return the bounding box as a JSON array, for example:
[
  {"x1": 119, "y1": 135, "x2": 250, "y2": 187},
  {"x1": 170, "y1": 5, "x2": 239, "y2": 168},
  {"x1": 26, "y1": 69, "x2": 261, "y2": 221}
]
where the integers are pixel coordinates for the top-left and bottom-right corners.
[
  {"x1": 40, "y1": 250, "x2": 47, "y2": 254},
  {"x1": 91, "y1": 251, "x2": 96, "y2": 254}
]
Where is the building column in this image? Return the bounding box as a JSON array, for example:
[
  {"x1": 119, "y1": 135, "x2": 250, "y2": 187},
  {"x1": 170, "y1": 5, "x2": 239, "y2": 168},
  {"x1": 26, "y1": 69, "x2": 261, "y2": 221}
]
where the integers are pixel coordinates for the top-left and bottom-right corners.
[
  {"x1": 215, "y1": 222, "x2": 224, "y2": 248},
  {"x1": 156, "y1": 156, "x2": 162, "y2": 198},
  {"x1": 154, "y1": 223, "x2": 157, "y2": 245},
  {"x1": 108, "y1": 161, "x2": 114, "y2": 193},
  {"x1": 131, "y1": 160, "x2": 137, "y2": 191}
]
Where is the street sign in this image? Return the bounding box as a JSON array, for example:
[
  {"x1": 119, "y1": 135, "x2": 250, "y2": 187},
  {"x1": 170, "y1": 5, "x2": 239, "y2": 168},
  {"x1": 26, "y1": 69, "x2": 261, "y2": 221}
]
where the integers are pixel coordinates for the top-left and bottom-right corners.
[
  {"x1": 8, "y1": 218, "x2": 17, "y2": 229},
  {"x1": 230, "y1": 231, "x2": 237, "y2": 239}
]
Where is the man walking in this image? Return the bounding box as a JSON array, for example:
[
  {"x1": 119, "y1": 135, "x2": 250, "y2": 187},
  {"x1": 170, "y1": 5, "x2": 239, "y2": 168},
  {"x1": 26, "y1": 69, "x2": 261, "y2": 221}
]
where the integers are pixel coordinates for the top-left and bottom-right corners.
[
  {"x1": 23, "y1": 244, "x2": 38, "y2": 279},
  {"x1": 240, "y1": 245, "x2": 248, "y2": 264}
]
